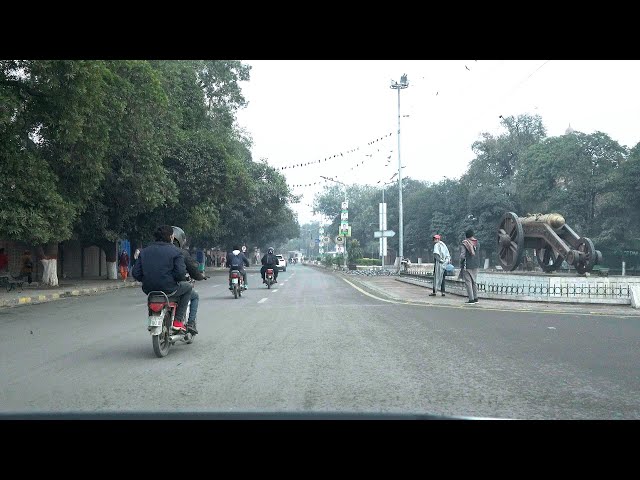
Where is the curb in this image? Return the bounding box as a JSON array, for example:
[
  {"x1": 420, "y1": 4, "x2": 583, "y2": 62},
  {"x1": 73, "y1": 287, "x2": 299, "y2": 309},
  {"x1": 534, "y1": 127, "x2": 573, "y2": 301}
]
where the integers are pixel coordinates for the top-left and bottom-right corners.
[{"x1": 0, "y1": 281, "x2": 142, "y2": 309}]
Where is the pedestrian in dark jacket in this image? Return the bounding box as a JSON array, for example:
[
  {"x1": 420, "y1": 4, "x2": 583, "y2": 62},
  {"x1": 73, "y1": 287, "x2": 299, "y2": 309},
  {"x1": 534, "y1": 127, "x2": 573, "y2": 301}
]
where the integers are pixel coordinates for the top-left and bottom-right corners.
[
  {"x1": 459, "y1": 228, "x2": 480, "y2": 304},
  {"x1": 132, "y1": 225, "x2": 192, "y2": 329},
  {"x1": 20, "y1": 250, "x2": 34, "y2": 284},
  {"x1": 118, "y1": 250, "x2": 130, "y2": 282}
]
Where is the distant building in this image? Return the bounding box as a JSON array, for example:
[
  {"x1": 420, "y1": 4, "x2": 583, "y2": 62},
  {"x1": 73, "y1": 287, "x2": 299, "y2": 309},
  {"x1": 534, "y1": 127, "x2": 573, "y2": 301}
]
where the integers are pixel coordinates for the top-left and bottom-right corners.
[{"x1": 565, "y1": 123, "x2": 575, "y2": 134}]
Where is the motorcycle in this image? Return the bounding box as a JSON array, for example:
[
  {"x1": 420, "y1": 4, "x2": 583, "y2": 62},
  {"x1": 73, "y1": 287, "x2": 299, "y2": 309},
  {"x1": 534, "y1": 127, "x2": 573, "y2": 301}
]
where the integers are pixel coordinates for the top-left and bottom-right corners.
[
  {"x1": 229, "y1": 269, "x2": 244, "y2": 299},
  {"x1": 146, "y1": 279, "x2": 195, "y2": 358},
  {"x1": 264, "y1": 267, "x2": 275, "y2": 289}
]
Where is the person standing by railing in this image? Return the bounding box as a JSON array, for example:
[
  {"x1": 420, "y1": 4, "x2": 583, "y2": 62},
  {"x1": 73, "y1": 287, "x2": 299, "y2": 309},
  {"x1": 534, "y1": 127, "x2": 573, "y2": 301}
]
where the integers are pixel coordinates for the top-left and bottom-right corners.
[{"x1": 459, "y1": 229, "x2": 480, "y2": 304}]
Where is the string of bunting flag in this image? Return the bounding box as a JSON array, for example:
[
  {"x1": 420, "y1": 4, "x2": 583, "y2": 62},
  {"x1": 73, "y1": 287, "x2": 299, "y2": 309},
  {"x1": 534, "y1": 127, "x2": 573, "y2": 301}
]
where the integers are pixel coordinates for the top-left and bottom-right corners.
[
  {"x1": 286, "y1": 132, "x2": 395, "y2": 189},
  {"x1": 278, "y1": 132, "x2": 393, "y2": 172}
]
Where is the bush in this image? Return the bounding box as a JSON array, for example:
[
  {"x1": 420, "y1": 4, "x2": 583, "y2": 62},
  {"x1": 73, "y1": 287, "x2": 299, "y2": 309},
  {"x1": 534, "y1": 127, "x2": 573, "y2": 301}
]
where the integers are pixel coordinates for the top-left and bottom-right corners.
[{"x1": 357, "y1": 258, "x2": 382, "y2": 266}]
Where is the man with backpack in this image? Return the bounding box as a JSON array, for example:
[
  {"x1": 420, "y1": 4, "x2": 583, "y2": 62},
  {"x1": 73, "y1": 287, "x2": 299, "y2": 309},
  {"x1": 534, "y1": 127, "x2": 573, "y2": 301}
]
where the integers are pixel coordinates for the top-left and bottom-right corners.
[{"x1": 227, "y1": 245, "x2": 250, "y2": 290}]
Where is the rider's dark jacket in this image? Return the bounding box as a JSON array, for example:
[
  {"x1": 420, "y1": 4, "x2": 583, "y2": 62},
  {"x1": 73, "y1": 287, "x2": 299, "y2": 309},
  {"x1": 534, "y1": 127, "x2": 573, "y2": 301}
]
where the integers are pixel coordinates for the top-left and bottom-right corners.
[
  {"x1": 181, "y1": 249, "x2": 206, "y2": 280},
  {"x1": 261, "y1": 253, "x2": 279, "y2": 267},
  {"x1": 132, "y1": 241, "x2": 187, "y2": 294}
]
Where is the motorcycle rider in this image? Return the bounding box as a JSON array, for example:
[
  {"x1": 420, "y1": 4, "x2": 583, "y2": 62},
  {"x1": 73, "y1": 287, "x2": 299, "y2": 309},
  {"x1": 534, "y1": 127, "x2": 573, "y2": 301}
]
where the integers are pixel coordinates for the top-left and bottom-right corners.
[
  {"x1": 227, "y1": 245, "x2": 250, "y2": 290},
  {"x1": 132, "y1": 225, "x2": 192, "y2": 331},
  {"x1": 171, "y1": 226, "x2": 207, "y2": 336},
  {"x1": 261, "y1": 247, "x2": 279, "y2": 284}
]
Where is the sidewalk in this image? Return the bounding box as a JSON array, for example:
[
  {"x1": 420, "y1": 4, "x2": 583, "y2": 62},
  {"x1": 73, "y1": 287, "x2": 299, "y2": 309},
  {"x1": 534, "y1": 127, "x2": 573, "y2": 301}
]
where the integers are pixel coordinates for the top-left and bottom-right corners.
[
  {"x1": 312, "y1": 265, "x2": 640, "y2": 317},
  {"x1": 0, "y1": 266, "x2": 231, "y2": 309}
]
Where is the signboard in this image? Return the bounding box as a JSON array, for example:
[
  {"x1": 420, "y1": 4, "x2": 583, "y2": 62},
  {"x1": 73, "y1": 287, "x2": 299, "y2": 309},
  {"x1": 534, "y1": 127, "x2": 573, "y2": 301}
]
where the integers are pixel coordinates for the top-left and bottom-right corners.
[
  {"x1": 374, "y1": 230, "x2": 396, "y2": 238},
  {"x1": 341, "y1": 201, "x2": 349, "y2": 210},
  {"x1": 341, "y1": 212, "x2": 348, "y2": 221},
  {"x1": 336, "y1": 245, "x2": 345, "y2": 253},
  {"x1": 319, "y1": 227, "x2": 324, "y2": 234},
  {"x1": 335, "y1": 236, "x2": 344, "y2": 245},
  {"x1": 322, "y1": 236, "x2": 330, "y2": 243}
]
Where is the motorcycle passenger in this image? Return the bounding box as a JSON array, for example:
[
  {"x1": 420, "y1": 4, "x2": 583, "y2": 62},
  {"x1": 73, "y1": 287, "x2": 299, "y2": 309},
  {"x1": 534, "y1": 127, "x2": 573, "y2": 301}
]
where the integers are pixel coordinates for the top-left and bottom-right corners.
[
  {"x1": 261, "y1": 247, "x2": 279, "y2": 284},
  {"x1": 132, "y1": 225, "x2": 192, "y2": 331},
  {"x1": 227, "y1": 245, "x2": 250, "y2": 290},
  {"x1": 172, "y1": 226, "x2": 207, "y2": 336}
]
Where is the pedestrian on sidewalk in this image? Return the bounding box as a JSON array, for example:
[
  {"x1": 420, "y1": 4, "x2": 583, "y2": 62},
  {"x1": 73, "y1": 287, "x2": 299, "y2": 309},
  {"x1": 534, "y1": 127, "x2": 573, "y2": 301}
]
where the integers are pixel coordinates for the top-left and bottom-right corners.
[
  {"x1": 118, "y1": 249, "x2": 130, "y2": 282},
  {"x1": 0, "y1": 248, "x2": 8, "y2": 274},
  {"x1": 20, "y1": 250, "x2": 34, "y2": 284},
  {"x1": 430, "y1": 234, "x2": 450, "y2": 297},
  {"x1": 459, "y1": 229, "x2": 480, "y2": 304}
]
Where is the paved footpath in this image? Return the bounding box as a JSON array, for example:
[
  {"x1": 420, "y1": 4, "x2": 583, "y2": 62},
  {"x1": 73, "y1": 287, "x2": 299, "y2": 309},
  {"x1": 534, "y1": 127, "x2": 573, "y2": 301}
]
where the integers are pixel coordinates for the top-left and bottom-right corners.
[
  {"x1": 330, "y1": 268, "x2": 640, "y2": 318},
  {"x1": 0, "y1": 267, "x2": 229, "y2": 309}
]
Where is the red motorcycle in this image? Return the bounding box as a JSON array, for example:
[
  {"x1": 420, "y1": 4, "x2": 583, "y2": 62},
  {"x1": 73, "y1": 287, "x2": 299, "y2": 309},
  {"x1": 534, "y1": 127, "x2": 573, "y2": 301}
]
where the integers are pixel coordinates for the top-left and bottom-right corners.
[
  {"x1": 230, "y1": 270, "x2": 244, "y2": 299},
  {"x1": 265, "y1": 268, "x2": 275, "y2": 289},
  {"x1": 146, "y1": 280, "x2": 195, "y2": 358}
]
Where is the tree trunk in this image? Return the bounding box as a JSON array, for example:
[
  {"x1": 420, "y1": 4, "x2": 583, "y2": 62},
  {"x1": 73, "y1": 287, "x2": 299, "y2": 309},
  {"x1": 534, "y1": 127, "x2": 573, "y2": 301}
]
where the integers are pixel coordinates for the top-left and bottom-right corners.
[
  {"x1": 36, "y1": 242, "x2": 59, "y2": 287},
  {"x1": 96, "y1": 240, "x2": 118, "y2": 280},
  {"x1": 106, "y1": 261, "x2": 118, "y2": 280}
]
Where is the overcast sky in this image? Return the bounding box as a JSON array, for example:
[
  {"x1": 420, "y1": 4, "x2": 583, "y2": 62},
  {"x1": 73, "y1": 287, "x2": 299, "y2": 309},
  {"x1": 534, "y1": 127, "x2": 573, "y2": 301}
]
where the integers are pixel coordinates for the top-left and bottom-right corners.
[{"x1": 235, "y1": 60, "x2": 640, "y2": 225}]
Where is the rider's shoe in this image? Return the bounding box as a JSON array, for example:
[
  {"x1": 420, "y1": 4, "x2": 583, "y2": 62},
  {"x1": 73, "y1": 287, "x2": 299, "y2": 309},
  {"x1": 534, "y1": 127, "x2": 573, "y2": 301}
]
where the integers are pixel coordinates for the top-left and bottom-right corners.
[
  {"x1": 172, "y1": 320, "x2": 186, "y2": 330},
  {"x1": 186, "y1": 323, "x2": 199, "y2": 335},
  {"x1": 243, "y1": 285, "x2": 248, "y2": 290}
]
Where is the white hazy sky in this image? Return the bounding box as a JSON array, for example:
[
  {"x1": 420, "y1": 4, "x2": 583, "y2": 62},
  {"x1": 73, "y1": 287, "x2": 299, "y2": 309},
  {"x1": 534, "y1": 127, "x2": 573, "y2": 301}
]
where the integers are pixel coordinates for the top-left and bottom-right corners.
[{"x1": 235, "y1": 60, "x2": 640, "y2": 224}]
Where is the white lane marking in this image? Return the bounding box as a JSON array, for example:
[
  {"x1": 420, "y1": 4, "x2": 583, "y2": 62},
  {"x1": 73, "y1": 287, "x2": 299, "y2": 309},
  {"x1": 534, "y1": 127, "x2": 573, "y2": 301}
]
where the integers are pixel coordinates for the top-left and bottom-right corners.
[
  {"x1": 258, "y1": 298, "x2": 268, "y2": 304},
  {"x1": 272, "y1": 289, "x2": 279, "y2": 292},
  {"x1": 135, "y1": 303, "x2": 147, "y2": 307}
]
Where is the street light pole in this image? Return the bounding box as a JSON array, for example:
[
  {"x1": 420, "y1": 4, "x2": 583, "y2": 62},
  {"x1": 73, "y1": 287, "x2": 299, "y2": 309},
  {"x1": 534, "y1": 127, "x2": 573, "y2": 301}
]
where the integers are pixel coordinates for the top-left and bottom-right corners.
[{"x1": 390, "y1": 74, "x2": 408, "y2": 266}]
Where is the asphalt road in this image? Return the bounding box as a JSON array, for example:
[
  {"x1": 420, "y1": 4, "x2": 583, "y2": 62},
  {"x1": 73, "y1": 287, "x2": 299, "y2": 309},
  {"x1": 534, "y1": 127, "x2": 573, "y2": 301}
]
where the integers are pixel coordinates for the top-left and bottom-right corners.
[{"x1": 1, "y1": 264, "x2": 639, "y2": 419}]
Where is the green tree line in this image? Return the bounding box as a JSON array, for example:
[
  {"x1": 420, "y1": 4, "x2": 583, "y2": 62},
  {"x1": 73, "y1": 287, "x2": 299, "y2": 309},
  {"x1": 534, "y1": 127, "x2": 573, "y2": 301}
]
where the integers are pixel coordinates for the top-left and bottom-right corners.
[
  {"x1": 310, "y1": 114, "x2": 640, "y2": 270},
  {"x1": 0, "y1": 60, "x2": 300, "y2": 276}
]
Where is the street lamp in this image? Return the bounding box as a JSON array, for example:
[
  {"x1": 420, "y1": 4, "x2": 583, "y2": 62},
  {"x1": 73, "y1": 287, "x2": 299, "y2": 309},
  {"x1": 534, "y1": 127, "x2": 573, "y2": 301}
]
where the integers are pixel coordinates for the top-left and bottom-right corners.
[{"x1": 390, "y1": 73, "x2": 409, "y2": 266}]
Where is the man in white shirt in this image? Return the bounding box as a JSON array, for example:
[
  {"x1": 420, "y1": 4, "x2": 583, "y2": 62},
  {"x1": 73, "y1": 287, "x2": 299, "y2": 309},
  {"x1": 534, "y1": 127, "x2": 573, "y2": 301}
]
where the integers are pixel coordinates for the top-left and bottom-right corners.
[{"x1": 429, "y1": 234, "x2": 450, "y2": 297}]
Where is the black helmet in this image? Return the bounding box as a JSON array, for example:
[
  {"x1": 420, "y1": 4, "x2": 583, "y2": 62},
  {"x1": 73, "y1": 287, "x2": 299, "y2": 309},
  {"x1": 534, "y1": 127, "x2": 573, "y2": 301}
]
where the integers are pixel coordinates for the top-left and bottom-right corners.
[
  {"x1": 172, "y1": 226, "x2": 187, "y2": 249},
  {"x1": 268, "y1": 247, "x2": 274, "y2": 254}
]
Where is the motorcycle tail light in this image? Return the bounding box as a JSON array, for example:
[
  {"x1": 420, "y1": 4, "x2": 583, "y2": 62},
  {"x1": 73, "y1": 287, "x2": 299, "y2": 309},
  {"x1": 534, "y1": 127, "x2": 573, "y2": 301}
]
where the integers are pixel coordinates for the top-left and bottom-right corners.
[{"x1": 149, "y1": 303, "x2": 165, "y2": 313}]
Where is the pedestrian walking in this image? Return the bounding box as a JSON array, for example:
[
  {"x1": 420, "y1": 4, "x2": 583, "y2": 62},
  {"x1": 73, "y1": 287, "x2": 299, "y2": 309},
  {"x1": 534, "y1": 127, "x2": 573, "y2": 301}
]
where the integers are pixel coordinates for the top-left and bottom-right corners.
[
  {"x1": 20, "y1": 250, "x2": 34, "y2": 284},
  {"x1": 430, "y1": 234, "x2": 450, "y2": 297},
  {"x1": 118, "y1": 249, "x2": 130, "y2": 282},
  {"x1": 459, "y1": 229, "x2": 480, "y2": 304}
]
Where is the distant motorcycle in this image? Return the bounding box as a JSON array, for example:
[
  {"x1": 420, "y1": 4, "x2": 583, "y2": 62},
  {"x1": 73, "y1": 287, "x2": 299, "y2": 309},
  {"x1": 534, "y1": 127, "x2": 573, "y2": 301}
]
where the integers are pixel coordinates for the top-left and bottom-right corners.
[
  {"x1": 264, "y1": 267, "x2": 275, "y2": 289},
  {"x1": 230, "y1": 270, "x2": 244, "y2": 299}
]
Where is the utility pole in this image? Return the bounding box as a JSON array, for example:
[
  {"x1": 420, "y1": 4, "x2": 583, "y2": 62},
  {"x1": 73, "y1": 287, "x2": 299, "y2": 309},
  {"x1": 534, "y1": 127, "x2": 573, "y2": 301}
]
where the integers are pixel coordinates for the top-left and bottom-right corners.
[{"x1": 390, "y1": 74, "x2": 408, "y2": 266}]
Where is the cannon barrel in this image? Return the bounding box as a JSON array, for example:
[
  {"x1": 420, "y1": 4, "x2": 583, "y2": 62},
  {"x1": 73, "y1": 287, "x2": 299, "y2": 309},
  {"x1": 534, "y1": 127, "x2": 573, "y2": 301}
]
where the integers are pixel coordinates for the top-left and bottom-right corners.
[{"x1": 520, "y1": 213, "x2": 565, "y2": 229}]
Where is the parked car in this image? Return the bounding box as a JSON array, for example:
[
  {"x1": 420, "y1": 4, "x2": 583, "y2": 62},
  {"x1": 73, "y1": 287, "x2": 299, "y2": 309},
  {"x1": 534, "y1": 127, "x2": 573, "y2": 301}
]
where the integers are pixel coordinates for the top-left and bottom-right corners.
[{"x1": 276, "y1": 254, "x2": 287, "y2": 272}]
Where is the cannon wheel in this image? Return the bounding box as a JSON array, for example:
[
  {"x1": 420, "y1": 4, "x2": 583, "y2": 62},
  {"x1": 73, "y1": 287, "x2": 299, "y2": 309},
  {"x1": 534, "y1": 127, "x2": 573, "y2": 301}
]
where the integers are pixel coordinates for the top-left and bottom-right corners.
[
  {"x1": 535, "y1": 247, "x2": 565, "y2": 273},
  {"x1": 497, "y1": 212, "x2": 524, "y2": 271},
  {"x1": 575, "y1": 237, "x2": 596, "y2": 274}
]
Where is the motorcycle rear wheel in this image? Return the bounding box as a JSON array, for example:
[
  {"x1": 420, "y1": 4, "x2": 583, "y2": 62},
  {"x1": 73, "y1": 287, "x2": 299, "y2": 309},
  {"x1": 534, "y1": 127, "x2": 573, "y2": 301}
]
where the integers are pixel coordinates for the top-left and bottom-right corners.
[{"x1": 152, "y1": 312, "x2": 172, "y2": 358}]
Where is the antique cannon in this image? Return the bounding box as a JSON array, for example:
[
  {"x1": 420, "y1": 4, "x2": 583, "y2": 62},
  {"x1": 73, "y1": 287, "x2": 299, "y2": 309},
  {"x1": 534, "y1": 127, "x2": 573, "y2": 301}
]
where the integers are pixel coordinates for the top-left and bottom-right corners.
[{"x1": 497, "y1": 212, "x2": 603, "y2": 274}]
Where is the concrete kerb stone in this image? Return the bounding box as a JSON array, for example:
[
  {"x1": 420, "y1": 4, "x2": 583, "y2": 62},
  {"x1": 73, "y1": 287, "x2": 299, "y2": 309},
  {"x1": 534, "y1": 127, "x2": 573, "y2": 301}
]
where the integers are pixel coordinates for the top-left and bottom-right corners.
[{"x1": 0, "y1": 281, "x2": 142, "y2": 308}]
